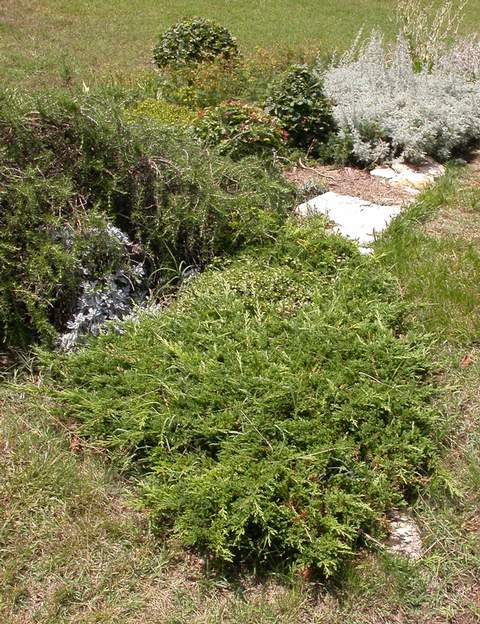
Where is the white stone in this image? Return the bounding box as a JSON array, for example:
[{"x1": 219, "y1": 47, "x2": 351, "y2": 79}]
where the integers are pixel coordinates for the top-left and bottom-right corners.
[
  {"x1": 391, "y1": 171, "x2": 433, "y2": 190},
  {"x1": 374, "y1": 159, "x2": 446, "y2": 191},
  {"x1": 391, "y1": 158, "x2": 445, "y2": 178},
  {"x1": 295, "y1": 192, "x2": 401, "y2": 252},
  {"x1": 386, "y1": 511, "x2": 422, "y2": 560},
  {"x1": 370, "y1": 167, "x2": 397, "y2": 180}
]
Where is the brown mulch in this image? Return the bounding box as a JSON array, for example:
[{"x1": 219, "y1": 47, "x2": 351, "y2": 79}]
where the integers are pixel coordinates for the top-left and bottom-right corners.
[{"x1": 285, "y1": 162, "x2": 414, "y2": 206}]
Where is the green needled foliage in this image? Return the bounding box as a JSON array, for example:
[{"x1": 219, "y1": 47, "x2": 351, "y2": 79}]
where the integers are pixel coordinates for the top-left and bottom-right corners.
[
  {"x1": 0, "y1": 90, "x2": 294, "y2": 347},
  {"x1": 45, "y1": 219, "x2": 440, "y2": 577}
]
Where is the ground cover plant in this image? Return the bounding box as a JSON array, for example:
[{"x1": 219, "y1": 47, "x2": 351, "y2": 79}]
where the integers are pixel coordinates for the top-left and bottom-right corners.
[
  {"x1": 0, "y1": 89, "x2": 294, "y2": 348},
  {"x1": 43, "y1": 219, "x2": 441, "y2": 577},
  {"x1": 123, "y1": 98, "x2": 198, "y2": 127}
]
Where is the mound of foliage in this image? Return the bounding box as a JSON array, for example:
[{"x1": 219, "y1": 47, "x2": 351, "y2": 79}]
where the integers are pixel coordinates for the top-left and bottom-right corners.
[
  {"x1": 0, "y1": 90, "x2": 294, "y2": 347},
  {"x1": 153, "y1": 18, "x2": 239, "y2": 69},
  {"x1": 124, "y1": 98, "x2": 197, "y2": 127},
  {"x1": 323, "y1": 33, "x2": 480, "y2": 164},
  {"x1": 265, "y1": 64, "x2": 336, "y2": 153},
  {"x1": 46, "y1": 220, "x2": 440, "y2": 576},
  {"x1": 195, "y1": 100, "x2": 287, "y2": 159}
]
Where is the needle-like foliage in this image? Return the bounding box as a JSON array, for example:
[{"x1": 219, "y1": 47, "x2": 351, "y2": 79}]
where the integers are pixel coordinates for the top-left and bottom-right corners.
[{"x1": 45, "y1": 219, "x2": 440, "y2": 576}]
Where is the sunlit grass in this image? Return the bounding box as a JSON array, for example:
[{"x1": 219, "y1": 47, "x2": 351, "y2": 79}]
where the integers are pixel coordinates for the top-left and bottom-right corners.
[{"x1": 2, "y1": 0, "x2": 479, "y2": 89}]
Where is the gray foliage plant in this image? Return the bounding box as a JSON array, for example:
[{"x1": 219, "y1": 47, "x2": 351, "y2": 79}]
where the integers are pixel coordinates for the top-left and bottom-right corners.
[{"x1": 322, "y1": 33, "x2": 480, "y2": 164}]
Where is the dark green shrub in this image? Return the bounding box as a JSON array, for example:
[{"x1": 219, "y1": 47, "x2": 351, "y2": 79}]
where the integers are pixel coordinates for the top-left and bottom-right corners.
[
  {"x1": 265, "y1": 64, "x2": 336, "y2": 153},
  {"x1": 153, "y1": 18, "x2": 239, "y2": 69},
  {"x1": 0, "y1": 91, "x2": 294, "y2": 347},
  {"x1": 46, "y1": 220, "x2": 440, "y2": 577},
  {"x1": 316, "y1": 129, "x2": 354, "y2": 165},
  {"x1": 195, "y1": 100, "x2": 288, "y2": 160}
]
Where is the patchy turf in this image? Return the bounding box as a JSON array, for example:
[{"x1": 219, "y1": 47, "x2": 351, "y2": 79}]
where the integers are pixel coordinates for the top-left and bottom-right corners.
[
  {"x1": 377, "y1": 169, "x2": 480, "y2": 343},
  {"x1": 1, "y1": 0, "x2": 480, "y2": 89}
]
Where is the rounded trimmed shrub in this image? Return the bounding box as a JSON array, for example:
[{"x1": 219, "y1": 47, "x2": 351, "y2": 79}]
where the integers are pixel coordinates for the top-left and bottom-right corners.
[
  {"x1": 153, "y1": 18, "x2": 239, "y2": 69},
  {"x1": 195, "y1": 100, "x2": 288, "y2": 160},
  {"x1": 265, "y1": 64, "x2": 336, "y2": 153}
]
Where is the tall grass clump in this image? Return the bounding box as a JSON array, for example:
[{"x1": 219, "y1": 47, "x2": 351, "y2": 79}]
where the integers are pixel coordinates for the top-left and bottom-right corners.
[
  {"x1": 45, "y1": 220, "x2": 440, "y2": 577},
  {"x1": 396, "y1": 0, "x2": 468, "y2": 70},
  {"x1": 0, "y1": 90, "x2": 294, "y2": 348}
]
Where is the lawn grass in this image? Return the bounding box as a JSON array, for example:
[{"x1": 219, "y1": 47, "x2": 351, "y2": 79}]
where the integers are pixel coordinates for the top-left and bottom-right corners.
[
  {"x1": 2, "y1": 0, "x2": 480, "y2": 89},
  {"x1": 376, "y1": 168, "x2": 480, "y2": 343}
]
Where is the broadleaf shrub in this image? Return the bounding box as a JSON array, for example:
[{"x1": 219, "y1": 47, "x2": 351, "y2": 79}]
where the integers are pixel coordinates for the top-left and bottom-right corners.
[
  {"x1": 265, "y1": 64, "x2": 336, "y2": 153},
  {"x1": 323, "y1": 33, "x2": 480, "y2": 164},
  {"x1": 0, "y1": 90, "x2": 294, "y2": 347},
  {"x1": 153, "y1": 18, "x2": 239, "y2": 69},
  {"x1": 194, "y1": 100, "x2": 288, "y2": 159},
  {"x1": 46, "y1": 220, "x2": 440, "y2": 576}
]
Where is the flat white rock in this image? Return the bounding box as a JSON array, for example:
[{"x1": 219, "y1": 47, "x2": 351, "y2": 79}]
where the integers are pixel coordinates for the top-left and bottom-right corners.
[
  {"x1": 370, "y1": 167, "x2": 397, "y2": 180},
  {"x1": 371, "y1": 159, "x2": 445, "y2": 191},
  {"x1": 386, "y1": 511, "x2": 422, "y2": 560},
  {"x1": 296, "y1": 192, "x2": 401, "y2": 254}
]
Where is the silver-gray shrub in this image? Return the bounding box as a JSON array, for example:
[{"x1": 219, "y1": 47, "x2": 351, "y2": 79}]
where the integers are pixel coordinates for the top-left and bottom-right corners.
[
  {"x1": 322, "y1": 33, "x2": 480, "y2": 164},
  {"x1": 57, "y1": 223, "x2": 146, "y2": 351}
]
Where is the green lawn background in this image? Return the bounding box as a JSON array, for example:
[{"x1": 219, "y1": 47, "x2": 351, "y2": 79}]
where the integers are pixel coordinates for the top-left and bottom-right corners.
[{"x1": 2, "y1": 0, "x2": 479, "y2": 88}]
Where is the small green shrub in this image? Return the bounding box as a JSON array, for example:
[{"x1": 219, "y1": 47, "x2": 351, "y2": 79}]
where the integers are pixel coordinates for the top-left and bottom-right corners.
[
  {"x1": 316, "y1": 129, "x2": 354, "y2": 165},
  {"x1": 124, "y1": 99, "x2": 197, "y2": 127},
  {"x1": 47, "y1": 220, "x2": 440, "y2": 577},
  {"x1": 195, "y1": 100, "x2": 288, "y2": 160},
  {"x1": 265, "y1": 64, "x2": 336, "y2": 153},
  {"x1": 153, "y1": 18, "x2": 239, "y2": 69}
]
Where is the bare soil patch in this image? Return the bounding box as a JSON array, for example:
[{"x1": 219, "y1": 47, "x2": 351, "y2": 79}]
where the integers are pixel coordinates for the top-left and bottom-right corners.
[{"x1": 285, "y1": 162, "x2": 413, "y2": 206}]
